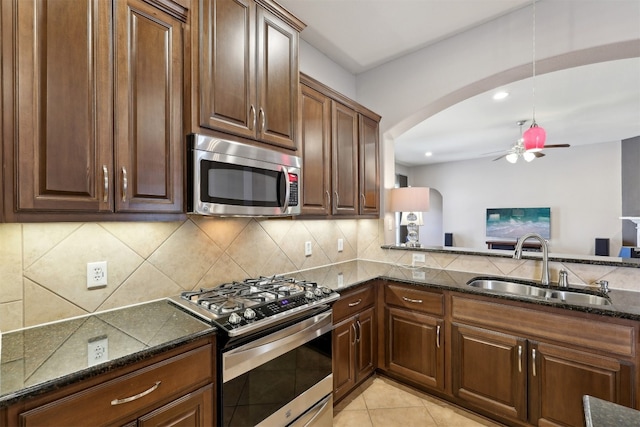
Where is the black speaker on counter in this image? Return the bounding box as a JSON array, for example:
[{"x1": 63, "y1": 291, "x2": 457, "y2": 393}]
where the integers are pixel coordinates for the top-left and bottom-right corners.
[
  {"x1": 595, "y1": 238, "x2": 609, "y2": 256},
  {"x1": 444, "y1": 233, "x2": 453, "y2": 247}
]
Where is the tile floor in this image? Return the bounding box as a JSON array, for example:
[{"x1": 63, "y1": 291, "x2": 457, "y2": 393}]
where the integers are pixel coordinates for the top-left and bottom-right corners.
[{"x1": 333, "y1": 375, "x2": 505, "y2": 427}]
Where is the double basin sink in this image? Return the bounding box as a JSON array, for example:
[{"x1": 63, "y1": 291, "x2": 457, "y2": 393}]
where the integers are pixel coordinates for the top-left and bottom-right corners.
[{"x1": 467, "y1": 279, "x2": 612, "y2": 306}]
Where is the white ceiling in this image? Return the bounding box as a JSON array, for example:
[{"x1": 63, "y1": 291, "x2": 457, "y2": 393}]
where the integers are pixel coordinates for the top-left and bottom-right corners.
[{"x1": 278, "y1": 0, "x2": 640, "y2": 166}]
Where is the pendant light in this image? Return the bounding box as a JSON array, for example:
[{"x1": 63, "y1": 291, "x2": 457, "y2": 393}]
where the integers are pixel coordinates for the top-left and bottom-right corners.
[{"x1": 522, "y1": 0, "x2": 546, "y2": 152}]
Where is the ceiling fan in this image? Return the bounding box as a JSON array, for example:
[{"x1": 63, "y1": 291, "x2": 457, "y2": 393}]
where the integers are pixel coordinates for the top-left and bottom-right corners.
[{"x1": 492, "y1": 120, "x2": 570, "y2": 163}]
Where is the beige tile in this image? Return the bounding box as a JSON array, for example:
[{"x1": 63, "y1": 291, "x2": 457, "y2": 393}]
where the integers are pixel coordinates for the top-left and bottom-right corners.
[
  {"x1": 23, "y1": 280, "x2": 87, "y2": 327},
  {"x1": 361, "y1": 377, "x2": 425, "y2": 409},
  {"x1": 369, "y1": 407, "x2": 437, "y2": 427},
  {"x1": 276, "y1": 221, "x2": 316, "y2": 269},
  {"x1": 192, "y1": 216, "x2": 251, "y2": 251},
  {"x1": 22, "y1": 223, "x2": 81, "y2": 268},
  {"x1": 445, "y1": 255, "x2": 504, "y2": 276},
  {"x1": 423, "y1": 399, "x2": 493, "y2": 427},
  {"x1": 226, "y1": 221, "x2": 280, "y2": 277},
  {"x1": 0, "y1": 300, "x2": 24, "y2": 332},
  {"x1": 335, "y1": 394, "x2": 368, "y2": 412},
  {"x1": 0, "y1": 224, "x2": 23, "y2": 303},
  {"x1": 23, "y1": 223, "x2": 144, "y2": 312},
  {"x1": 98, "y1": 263, "x2": 182, "y2": 311},
  {"x1": 258, "y1": 218, "x2": 296, "y2": 246},
  {"x1": 148, "y1": 221, "x2": 222, "y2": 289},
  {"x1": 100, "y1": 221, "x2": 182, "y2": 258},
  {"x1": 197, "y1": 253, "x2": 249, "y2": 289},
  {"x1": 333, "y1": 409, "x2": 373, "y2": 427}
]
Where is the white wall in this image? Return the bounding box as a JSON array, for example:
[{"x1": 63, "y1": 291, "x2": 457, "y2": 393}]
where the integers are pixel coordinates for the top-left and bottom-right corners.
[
  {"x1": 298, "y1": 40, "x2": 357, "y2": 100},
  {"x1": 409, "y1": 141, "x2": 622, "y2": 255}
]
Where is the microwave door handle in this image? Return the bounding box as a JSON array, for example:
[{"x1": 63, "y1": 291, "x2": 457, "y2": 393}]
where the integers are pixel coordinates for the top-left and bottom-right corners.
[{"x1": 280, "y1": 166, "x2": 290, "y2": 213}]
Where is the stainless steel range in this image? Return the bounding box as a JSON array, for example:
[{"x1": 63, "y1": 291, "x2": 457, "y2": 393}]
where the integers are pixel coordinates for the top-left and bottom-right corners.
[{"x1": 169, "y1": 275, "x2": 340, "y2": 427}]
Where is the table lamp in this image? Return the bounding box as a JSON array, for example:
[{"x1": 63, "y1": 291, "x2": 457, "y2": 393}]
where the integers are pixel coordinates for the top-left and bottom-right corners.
[{"x1": 390, "y1": 187, "x2": 430, "y2": 247}]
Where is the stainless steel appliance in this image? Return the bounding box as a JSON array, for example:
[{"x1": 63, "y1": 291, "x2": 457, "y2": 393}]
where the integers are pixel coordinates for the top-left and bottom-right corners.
[
  {"x1": 187, "y1": 134, "x2": 301, "y2": 217},
  {"x1": 169, "y1": 276, "x2": 339, "y2": 426}
]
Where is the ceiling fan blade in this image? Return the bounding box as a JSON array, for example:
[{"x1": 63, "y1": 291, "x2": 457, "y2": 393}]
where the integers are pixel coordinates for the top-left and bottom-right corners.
[
  {"x1": 534, "y1": 152, "x2": 546, "y2": 158},
  {"x1": 493, "y1": 154, "x2": 507, "y2": 161},
  {"x1": 543, "y1": 144, "x2": 570, "y2": 148}
]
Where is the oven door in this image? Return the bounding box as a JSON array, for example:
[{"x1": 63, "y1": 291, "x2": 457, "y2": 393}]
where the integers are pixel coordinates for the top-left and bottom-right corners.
[{"x1": 221, "y1": 310, "x2": 333, "y2": 427}]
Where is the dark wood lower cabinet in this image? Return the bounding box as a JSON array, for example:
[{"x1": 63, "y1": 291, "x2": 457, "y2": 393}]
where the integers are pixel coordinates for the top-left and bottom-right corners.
[
  {"x1": 451, "y1": 323, "x2": 527, "y2": 422},
  {"x1": 333, "y1": 306, "x2": 376, "y2": 402},
  {"x1": 384, "y1": 306, "x2": 445, "y2": 391},
  {"x1": 529, "y1": 342, "x2": 633, "y2": 427},
  {"x1": 137, "y1": 385, "x2": 213, "y2": 427}
]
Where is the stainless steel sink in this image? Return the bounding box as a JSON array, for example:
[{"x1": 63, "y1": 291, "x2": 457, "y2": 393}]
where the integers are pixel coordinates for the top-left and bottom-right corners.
[{"x1": 467, "y1": 279, "x2": 611, "y2": 306}]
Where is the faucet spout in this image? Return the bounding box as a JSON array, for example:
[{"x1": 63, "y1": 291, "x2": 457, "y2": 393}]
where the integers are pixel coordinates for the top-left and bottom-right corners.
[{"x1": 513, "y1": 232, "x2": 550, "y2": 286}]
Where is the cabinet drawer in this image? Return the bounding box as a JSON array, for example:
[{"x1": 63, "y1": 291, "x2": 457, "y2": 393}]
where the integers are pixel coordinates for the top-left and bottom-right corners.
[
  {"x1": 385, "y1": 284, "x2": 443, "y2": 315},
  {"x1": 19, "y1": 344, "x2": 213, "y2": 426},
  {"x1": 333, "y1": 286, "x2": 375, "y2": 323}
]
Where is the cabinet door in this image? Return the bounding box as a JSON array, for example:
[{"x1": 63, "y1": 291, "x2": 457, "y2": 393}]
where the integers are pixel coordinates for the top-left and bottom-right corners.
[
  {"x1": 358, "y1": 114, "x2": 379, "y2": 215},
  {"x1": 14, "y1": 0, "x2": 113, "y2": 212},
  {"x1": 255, "y1": 5, "x2": 299, "y2": 149},
  {"x1": 300, "y1": 84, "x2": 331, "y2": 215},
  {"x1": 138, "y1": 384, "x2": 214, "y2": 427},
  {"x1": 384, "y1": 307, "x2": 444, "y2": 391},
  {"x1": 114, "y1": 0, "x2": 184, "y2": 213},
  {"x1": 451, "y1": 323, "x2": 527, "y2": 422},
  {"x1": 355, "y1": 307, "x2": 376, "y2": 381},
  {"x1": 331, "y1": 102, "x2": 358, "y2": 215},
  {"x1": 333, "y1": 317, "x2": 356, "y2": 402},
  {"x1": 529, "y1": 341, "x2": 634, "y2": 427},
  {"x1": 199, "y1": 0, "x2": 256, "y2": 138}
]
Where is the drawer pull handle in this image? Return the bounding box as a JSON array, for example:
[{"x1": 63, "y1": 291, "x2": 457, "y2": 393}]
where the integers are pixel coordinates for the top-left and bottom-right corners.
[
  {"x1": 402, "y1": 296, "x2": 423, "y2": 304},
  {"x1": 436, "y1": 325, "x2": 441, "y2": 348},
  {"x1": 111, "y1": 381, "x2": 161, "y2": 406},
  {"x1": 348, "y1": 299, "x2": 362, "y2": 307},
  {"x1": 518, "y1": 345, "x2": 522, "y2": 373}
]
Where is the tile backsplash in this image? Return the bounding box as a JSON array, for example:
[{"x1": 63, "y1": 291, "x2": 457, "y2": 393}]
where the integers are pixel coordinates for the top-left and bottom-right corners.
[{"x1": 1, "y1": 217, "x2": 639, "y2": 332}]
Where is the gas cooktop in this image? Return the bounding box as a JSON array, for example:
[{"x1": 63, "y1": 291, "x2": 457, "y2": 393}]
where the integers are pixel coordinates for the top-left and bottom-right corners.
[{"x1": 169, "y1": 275, "x2": 340, "y2": 337}]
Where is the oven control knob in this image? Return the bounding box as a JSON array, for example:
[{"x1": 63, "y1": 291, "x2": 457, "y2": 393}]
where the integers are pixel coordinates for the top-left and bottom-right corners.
[
  {"x1": 314, "y1": 288, "x2": 324, "y2": 297},
  {"x1": 228, "y1": 312, "x2": 242, "y2": 325},
  {"x1": 305, "y1": 290, "x2": 315, "y2": 299},
  {"x1": 243, "y1": 308, "x2": 256, "y2": 320},
  {"x1": 321, "y1": 287, "x2": 333, "y2": 295}
]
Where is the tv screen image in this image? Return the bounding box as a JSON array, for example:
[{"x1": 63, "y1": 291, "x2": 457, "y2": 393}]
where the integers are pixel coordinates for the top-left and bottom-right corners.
[{"x1": 486, "y1": 207, "x2": 551, "y2": 240}]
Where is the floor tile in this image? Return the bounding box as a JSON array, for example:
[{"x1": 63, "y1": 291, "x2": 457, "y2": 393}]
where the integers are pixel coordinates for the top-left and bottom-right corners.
[{"x1": 334, "y1": 375, "x2": 504, "y2": 427}]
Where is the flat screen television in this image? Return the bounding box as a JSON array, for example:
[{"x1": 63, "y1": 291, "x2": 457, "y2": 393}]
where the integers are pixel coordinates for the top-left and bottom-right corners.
[{"x1": 486, "y1": 207, "x2": 550, "y2": 240}]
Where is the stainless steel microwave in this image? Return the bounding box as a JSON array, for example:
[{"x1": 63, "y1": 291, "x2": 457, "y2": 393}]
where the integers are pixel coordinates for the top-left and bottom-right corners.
[{"x1": 187, "y1": 134, "x2": 301, "y2": 217}]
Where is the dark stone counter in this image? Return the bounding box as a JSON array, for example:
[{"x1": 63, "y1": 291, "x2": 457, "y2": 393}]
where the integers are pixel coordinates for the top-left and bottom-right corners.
[
  {"x1": 584, "y1": 395, "x2": 640, "y2": 426},
  {"x1": 0, "y1": 300, "x2": 214, "y2": 408}
]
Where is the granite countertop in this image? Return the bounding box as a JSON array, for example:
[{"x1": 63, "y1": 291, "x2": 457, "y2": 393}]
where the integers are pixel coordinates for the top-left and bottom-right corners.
[
  {"x1": 0, "y1": 300, "x2": 214, "y2": 408},
  {"x1": 583, "y1": 395, "x2": 640, "y2": 426},
  {"x1": 290, "y1": 260, "x2": 640, "y2": 320},
  {"x1": 2, "y1": 260, "x2": 640, "y2": 409}
]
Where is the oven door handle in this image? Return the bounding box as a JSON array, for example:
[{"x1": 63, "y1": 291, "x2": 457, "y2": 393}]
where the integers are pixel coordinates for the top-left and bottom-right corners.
[{"x1": 223, "y1": 310, "x2": 333, "y2": 383}]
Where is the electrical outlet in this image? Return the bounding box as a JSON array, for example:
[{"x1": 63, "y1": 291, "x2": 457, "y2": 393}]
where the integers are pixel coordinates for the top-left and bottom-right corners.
[
  {"x1": 412, "y1": 271, "x2": 426, "y2": 280},
  {"x1": 87, "y1": 336, "x2": 108, "y2": 367},
  {"x1": 87, "y1": 261, "x2": 107, "y2": 289},
  {"x1": 337, "y1": 272, "x2": 344, "y2": 287},
  {"x1": 304, "y1": 241, "x2": 312, "y2": 256},
  {"x1": 337, "y1": 238, "x2": 344, "y2": 252},
  {"x1": 412, "y1": 253, "x2": 426, "y2": 264}
]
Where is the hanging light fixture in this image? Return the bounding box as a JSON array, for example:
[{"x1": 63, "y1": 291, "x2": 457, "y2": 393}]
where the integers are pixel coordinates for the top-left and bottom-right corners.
[
  {"x1": 504, "y1": 120, "x2": 537, "y2": 164},
  {"x1": 522, "y1": 0, "x2": 547, "y2": 152}
]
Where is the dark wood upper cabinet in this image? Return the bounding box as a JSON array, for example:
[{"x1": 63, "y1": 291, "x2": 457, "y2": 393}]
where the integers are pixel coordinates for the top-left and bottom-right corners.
[
  {"x1": 196, "y1": 0, "x2": 303, "y2": 151},
  {"x1": 299, "y1": 74, "x2": 381, "y2": 217},
  {"x1": 332, "y1": 101, "x2": 359, "y2": 216},
  {"x1": 300, "y1": 84, "x2": 331, "y2": 215},
  {"x1": 114, "y1": 0, "x2": 185, "y2": 213},
  {"x1": 2, "y1": 0, "x2": 186, "y2": 220}
]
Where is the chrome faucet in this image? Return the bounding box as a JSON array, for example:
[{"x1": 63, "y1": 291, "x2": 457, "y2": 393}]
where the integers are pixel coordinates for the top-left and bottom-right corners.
[{"x1": 513, "y1": 233, "x2": 550, "y2": 286}]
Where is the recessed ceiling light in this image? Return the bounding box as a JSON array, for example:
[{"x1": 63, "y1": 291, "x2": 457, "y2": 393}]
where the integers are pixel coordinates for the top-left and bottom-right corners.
[
  {"x1": 493, "y1": 91, "x2": 509, "y2": 100},
  {"x1": 425, "y1": 152, "x2": 433, "y2": 157}
]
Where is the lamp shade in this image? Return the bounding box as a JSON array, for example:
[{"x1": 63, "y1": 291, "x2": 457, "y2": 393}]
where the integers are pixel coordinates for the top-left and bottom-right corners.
[
  {"x1": 523, "y1": 124, "x2": 546, "y2": 152},
  {"x1": 389, "y1": 187, "x2": 430, "y2": 213}
]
